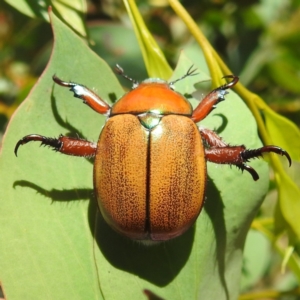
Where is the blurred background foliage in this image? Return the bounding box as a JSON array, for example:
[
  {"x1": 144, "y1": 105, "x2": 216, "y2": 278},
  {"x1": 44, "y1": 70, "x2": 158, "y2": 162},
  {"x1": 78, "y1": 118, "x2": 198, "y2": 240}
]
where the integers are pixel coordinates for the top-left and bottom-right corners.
[
  {"x1": 1, "y1": 0, "x2": 300, "y2": 134},
  {"x1": 1, "y1": 0, "x2": 300, "y2": 299}
]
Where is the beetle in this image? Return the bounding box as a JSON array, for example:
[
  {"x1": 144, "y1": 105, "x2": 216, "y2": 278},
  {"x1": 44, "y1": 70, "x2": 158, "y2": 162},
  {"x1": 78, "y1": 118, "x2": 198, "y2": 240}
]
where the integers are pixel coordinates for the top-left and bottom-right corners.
[{"x1": 15, "y1": 65, "x2": 291, "y2": 242}]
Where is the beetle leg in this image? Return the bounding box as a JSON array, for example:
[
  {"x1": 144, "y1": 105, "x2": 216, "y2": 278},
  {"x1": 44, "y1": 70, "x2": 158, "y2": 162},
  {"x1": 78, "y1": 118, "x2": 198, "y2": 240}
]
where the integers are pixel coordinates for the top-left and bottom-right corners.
[
  {"x1": 15, "y1": 134, "x2": 97, "y2": 157},
  {"x1": 200, "y1": 128, "x2": 291, "y2": 181},
  {"x1": 241, "y1": 146, "x2": 291, "y2": 166},
  {"x1": 52, "y1": 75, "x2": 111, "y2": 115},
  {"x1": 191, "y1": 75, "x2": 239, "y2": 123}
]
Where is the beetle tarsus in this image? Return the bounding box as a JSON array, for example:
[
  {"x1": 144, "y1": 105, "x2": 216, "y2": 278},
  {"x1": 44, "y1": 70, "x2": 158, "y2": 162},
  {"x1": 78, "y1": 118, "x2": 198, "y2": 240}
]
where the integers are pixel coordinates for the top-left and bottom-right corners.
[
  {"x1": 241, "y1": 146, "x2": 291, "y2": 166},
  {"x1": 200, "y1": 128, "x2": 291, "y2": 180},
  {"x1": 15, "y1": 134, "x2": 62, "y2": 156},
  {"x1": 191, "y1": 75, "x2": 239, "y2": 122},
  {"x1": 210, "y1": 75, "x2": 238, "y2": 104},
  {"x1": 15, "y1": 134, "x2": 97, "y2": 157},
  {"x1": 219, "y1": 75, "x2": 239, "y2": 90},
  {"x1": 52, "y1": 75, "x2": 73, "y2": 87}
]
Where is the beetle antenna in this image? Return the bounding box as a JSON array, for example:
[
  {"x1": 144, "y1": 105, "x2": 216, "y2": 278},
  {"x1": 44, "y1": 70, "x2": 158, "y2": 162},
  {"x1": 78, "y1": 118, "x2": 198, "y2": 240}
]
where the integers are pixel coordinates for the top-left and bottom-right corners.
[
  {"x1": 115, "y1": 64, "x2": 139, "y2": 86},
  {"x1": 169, "y1": 65, "x2": 199, "y2": 86}
]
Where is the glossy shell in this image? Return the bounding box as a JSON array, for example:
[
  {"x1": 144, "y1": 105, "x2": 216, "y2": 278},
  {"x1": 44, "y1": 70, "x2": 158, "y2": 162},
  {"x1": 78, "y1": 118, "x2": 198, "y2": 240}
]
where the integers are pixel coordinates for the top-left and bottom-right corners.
[
  {"x1": 111, "y1": 81, "x2": 193, "y2": 115},
  {"x1": 93, "y1": 81, "x2": 206, "y2": 241}
]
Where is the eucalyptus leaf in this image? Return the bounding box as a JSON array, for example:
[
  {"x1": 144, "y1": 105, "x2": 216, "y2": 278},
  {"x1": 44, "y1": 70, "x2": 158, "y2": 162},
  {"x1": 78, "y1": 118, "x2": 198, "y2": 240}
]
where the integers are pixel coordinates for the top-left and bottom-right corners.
[
  {"x1": 4, "y1": 0, "x2": 87, "y2": 37},
  {"x1": 5, "y1": 0, "x2": 50, "y2": 19},
  {"x1": 264, "y1": 107, "x2": 300, "y2": 161},
  {"x1": 275, "y1": 173, "x2": 300, "y2": 242},
  {"x1": 0, "y1": 10, "x2": 270, "y2": 300},
  {"x1": 240, "y1": 230, "x2": 270, "y2": 291}
]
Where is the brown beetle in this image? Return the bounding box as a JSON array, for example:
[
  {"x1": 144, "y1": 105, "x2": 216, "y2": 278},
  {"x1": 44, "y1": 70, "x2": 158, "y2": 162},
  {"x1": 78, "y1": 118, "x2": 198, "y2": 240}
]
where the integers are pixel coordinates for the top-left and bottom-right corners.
[{"x1": 15, "y1": 66, "x2": 291, "y2": 241}]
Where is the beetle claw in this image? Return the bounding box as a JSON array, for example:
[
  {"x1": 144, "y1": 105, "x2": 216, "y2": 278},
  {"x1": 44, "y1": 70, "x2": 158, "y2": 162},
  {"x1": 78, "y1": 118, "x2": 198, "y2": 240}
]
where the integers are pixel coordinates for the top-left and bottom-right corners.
[
  {"x1": 52, "y1": 75, "x2": 73, "y2": 87},
  {"x1": 15, "y1": 134, "x2": 48, "y2": 156},
  {"x1": 241, "y1": 146, "x2": 292, "y2": 167},
  {"x1": 219, "y1": 75, "x2": 239, "y2": 90},
  {"x1": 238, "y1": 164, "x2": 259, "y2": 181}
]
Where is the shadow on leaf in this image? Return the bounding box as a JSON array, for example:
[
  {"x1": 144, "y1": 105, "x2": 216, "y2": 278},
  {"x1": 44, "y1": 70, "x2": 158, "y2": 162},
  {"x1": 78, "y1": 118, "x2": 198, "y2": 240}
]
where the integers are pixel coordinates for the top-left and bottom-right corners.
[{"x1": 13, "y1": 175, "x2": 227, "y2": 290}]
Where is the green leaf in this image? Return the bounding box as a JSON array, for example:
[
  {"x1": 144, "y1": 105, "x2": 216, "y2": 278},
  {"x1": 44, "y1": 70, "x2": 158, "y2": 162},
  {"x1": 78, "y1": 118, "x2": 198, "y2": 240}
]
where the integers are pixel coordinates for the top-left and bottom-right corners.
[
  {"x1": 275, "y1": 172, "x2": 300, "y2": 243},
  {"x1": 267, "y1": 55, "x2": 300, "y2": 94},
  {"x1": 123, "y1": 0, "x2": 172, "y2": 79},
  {"x1": 4, "y1": 0, "x2": 87, "y2": 37},
  {"x1": 5, "y1": 0, "x2": 50, "y2": 19},
  {"x1": 0, "y1": 11, "x2": 270, "y2": 300},
  {"x1": 264, "y1": 106, "x2": 300, "y2": 162},
  {"x1": 240, "y1": 230, "x2": 270, "y2": 291},
  {"x1": 52, "y1": 0, "x2": 87, "y2": 37}
]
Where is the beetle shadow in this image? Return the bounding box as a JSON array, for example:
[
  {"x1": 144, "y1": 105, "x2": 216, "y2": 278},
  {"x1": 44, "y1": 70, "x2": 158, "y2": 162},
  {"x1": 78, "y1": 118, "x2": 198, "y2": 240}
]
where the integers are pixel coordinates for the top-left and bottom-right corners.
[
  {"x1": 50, "y1": 87, "x2": 118, "y2": 164},
  {"x1": 13, "y1": 180, "x2": 92, "y2": 202},
  {"x1": 51, "y1": 85, "x2": 118, "y2": 138},
  {"x1": 88, "y1": 197, "x2": 196, "y2": 286},
  {"x1": 14, "y1": 177, "x2": 228, "y2": 290},
  {"x1": 212, "y1": 113, "x2": 228, "y2": 134},
  {"x1": 51, "y1": 88, "x2": 86, "y2": 140},
  {"x1": 13, "y1": 179, "x2": 194, "y2": 286},
  {"x1": 204, "y1": 176, "x2": 229, "y2": 299},
  {"x1": 88, "y1": 177, "x2": 229, "y2": 289}
]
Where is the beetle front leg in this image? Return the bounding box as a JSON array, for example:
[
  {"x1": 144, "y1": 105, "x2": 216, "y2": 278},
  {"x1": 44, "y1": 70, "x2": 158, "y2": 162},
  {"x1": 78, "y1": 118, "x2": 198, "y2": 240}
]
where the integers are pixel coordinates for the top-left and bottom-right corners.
[
  {"x1": 191, "y1": 75, "x2": 239, "y2": 123},
  {"x1": 200, "y1": 128, "x2": 291, "y2": 181},
  {"x1": 52, "y1": 75, "x2": 111, "y2": 115},
  {"x1": 15, "y1": 134, "x2": 97, "y2": 157}
]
